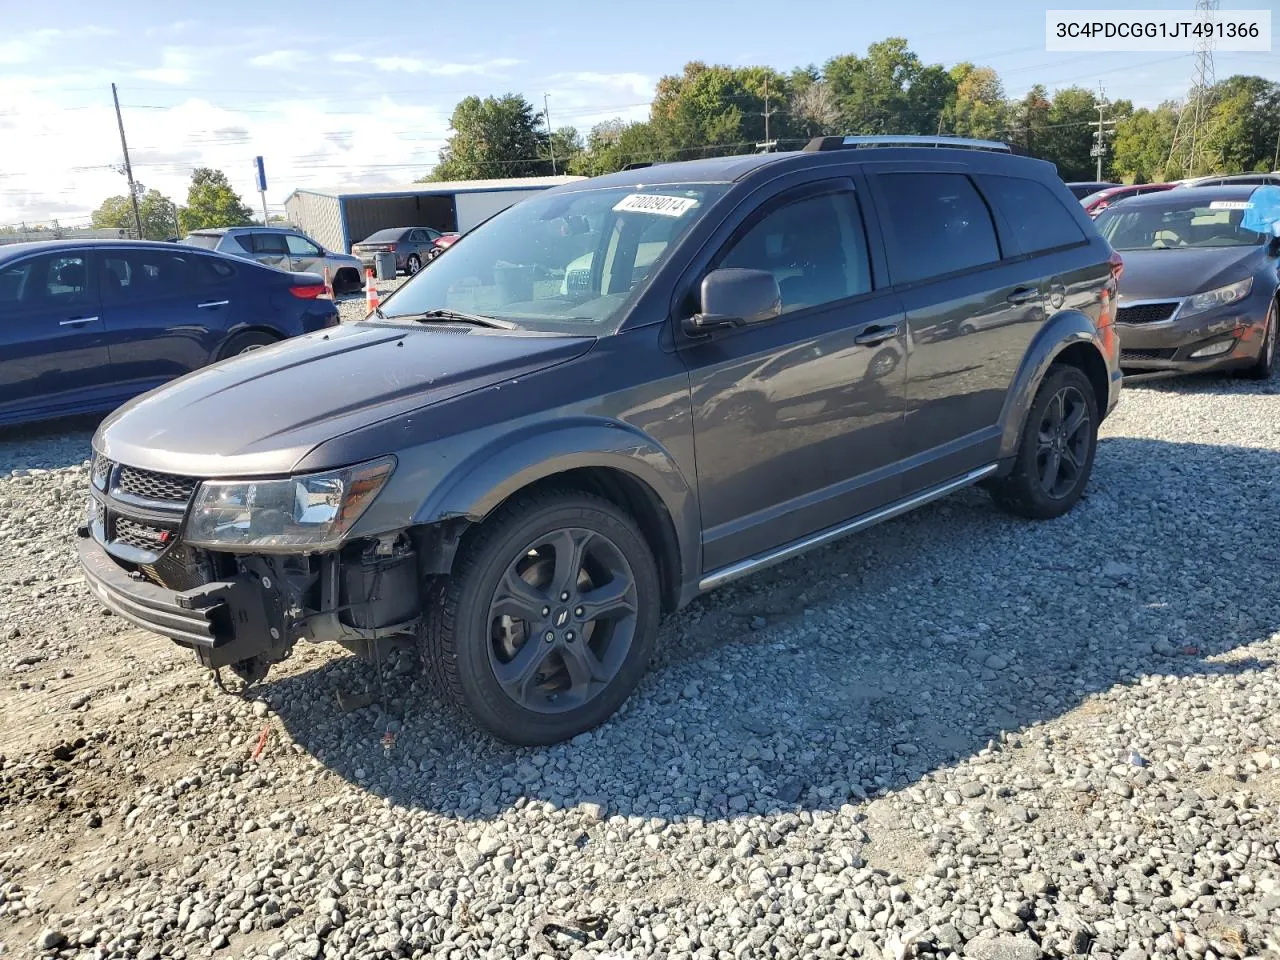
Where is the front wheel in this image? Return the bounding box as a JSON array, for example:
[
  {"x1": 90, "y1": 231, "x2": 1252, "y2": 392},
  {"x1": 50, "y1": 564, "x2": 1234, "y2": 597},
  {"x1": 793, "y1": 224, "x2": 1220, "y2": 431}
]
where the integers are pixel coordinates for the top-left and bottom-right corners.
[
  {"x1": 1239, "y1": 300, "x2": 1276, "y2": 381},
  {"x1": 218, "y1": 330, "x2": 279, "y2": 360},
  {"x1": 988, "y1": 364, "x2": 1099, "y2": 520},
  {"x1": 420, "y1": 490, "x2": 661, "y2": 745}
]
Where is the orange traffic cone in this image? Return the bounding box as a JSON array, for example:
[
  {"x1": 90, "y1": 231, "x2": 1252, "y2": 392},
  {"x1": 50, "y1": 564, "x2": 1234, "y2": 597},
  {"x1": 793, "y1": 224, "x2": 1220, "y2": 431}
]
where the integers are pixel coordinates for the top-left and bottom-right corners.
[
  {"x1": 323, "y1": 266, "x2": 334, "y2": 300},
  {"x1": 365, "y1": 268, "x2": 379, "y2": 314}
]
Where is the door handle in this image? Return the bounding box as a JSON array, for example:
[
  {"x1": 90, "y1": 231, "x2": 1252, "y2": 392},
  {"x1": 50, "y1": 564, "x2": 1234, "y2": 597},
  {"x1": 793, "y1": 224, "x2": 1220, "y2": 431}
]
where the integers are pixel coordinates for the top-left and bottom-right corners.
[
  {"x1": 853, "y1": 324, "x2": 899, "y2": 347},
  {"x1": 59, "y1": 316, "x2": 98, "y2": 327},
  {"x1": 197, "y1": 300, "x2": 230, "y2": 309},
  {"x1": 1007, "y1": 287, "x2": 1040, "y2": 305}
]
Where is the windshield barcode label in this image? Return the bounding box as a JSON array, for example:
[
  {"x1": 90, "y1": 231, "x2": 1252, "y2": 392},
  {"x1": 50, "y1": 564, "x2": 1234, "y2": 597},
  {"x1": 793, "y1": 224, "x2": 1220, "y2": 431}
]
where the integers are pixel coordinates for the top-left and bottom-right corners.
[{"x1": 613, "y1": 194, "x2": 700, "y2": 217}]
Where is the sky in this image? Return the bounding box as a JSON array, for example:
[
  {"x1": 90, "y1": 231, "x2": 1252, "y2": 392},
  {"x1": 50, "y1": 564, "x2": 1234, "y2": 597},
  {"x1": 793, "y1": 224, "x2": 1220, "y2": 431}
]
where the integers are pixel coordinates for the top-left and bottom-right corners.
[{"x1": 2, "y1": 0, "x2": 1277, "y2": 225}]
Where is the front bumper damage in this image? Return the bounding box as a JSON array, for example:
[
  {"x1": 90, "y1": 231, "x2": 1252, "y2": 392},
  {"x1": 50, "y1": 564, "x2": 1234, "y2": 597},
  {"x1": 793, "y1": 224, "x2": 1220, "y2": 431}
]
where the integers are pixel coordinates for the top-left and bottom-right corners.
[{"x1": 1118, "y1": 299, "x2": 1271, "y2": 376}]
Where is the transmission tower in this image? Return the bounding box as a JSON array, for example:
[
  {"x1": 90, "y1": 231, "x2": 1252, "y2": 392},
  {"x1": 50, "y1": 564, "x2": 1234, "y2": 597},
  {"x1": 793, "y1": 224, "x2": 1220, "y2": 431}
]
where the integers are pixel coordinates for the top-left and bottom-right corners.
[{"x1": 1166, "y1": 0, "x2": 1219, "y2": 179}]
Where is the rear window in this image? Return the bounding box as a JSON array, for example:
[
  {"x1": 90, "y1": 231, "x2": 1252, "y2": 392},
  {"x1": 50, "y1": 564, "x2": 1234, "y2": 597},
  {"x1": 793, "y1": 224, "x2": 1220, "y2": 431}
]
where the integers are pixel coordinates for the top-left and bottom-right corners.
[
  {"x1": 361, "y1": 229, "x2": 406, "y2": 243},
  {"x1": 977, "y1": 175, "x2": 1088, "y2": 255},
  {"x1": 183, "y1": 233, "x2": 221, "y2": 250},
  {"x1": 873, "y1": 172, "x2": 1002, "y2": 286}
]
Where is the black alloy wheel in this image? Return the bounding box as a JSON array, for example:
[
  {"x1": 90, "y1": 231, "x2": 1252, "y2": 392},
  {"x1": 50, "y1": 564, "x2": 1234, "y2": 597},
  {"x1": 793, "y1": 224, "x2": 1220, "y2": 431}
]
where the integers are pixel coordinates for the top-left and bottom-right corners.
[{"x1": 1035, "y1": 384, "x2": 1091, "y2": 500}]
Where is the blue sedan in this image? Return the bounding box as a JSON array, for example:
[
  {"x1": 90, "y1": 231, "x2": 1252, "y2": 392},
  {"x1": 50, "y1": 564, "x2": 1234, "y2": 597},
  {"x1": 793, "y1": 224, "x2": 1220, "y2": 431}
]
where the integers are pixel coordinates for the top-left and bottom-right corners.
[{"x1": 0, "y1": 239, "x2": 340, "y2": 426}]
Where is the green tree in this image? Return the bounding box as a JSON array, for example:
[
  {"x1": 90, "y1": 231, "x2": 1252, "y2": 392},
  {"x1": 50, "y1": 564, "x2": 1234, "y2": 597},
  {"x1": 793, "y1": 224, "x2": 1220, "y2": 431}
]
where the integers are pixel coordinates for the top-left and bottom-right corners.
[
  {"x1": 824, "y1": 39, "x2": 954, "y2": 136},
  {"x1": 1035, "y1": 86, "x2": 1100, "y2": 182},
  {"x1": 1006, "y1": 84, "x2": 1052, "y2": 158},
  {"x1": 1111, "y1": 103, "x2": 1178, "y2": 182},
  {"x1": 546, "y1": 126, "x2": 583, "y2": 173},
  {"x1": 1204, "y1": 75, "x2": 1280, "y2": 174},
  {"x1": 942, "y1": 64, "x2": 1007, "y2": 139},
  {"x1": 426, "y1": 94, "x2": 550, "y2": 181},
  {"x1": 177, "y1": 168, "x2": 254, "y2": 233},
  {"x1": 91, "y1": 183, "x2": 179, "y2": 240}
]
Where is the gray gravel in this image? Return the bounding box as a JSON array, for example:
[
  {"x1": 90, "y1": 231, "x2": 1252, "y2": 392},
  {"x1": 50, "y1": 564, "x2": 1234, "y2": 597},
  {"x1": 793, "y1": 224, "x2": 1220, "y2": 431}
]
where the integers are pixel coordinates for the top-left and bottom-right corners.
[{"x1": 1, "y1": 374, "x2": 1279, "y2": 960}]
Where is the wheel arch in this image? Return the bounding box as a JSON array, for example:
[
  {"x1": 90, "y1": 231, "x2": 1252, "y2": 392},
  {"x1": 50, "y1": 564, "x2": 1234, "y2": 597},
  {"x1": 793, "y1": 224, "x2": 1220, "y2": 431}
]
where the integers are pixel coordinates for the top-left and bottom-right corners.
[
  {"x1": 411, "y1": 421, "x2": 700, "y2": 613},
  {"x1": 215, "y1": 324, "x2": 286, "y2": 360},
  {"x1": 997, "y1": 309, "x2": 1112, "y2": 464}
]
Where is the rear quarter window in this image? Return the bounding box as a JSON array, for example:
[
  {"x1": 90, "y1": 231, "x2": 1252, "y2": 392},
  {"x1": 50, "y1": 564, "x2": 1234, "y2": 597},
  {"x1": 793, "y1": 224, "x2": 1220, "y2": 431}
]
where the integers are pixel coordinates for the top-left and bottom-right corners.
[
  {"x1": 872, "y1": 172, "x2": 1002, "y2": 286},
  {"x1": 184, "y1": 233, "x2": 221, "y2": 250},
  {"x1": 976, "y1": 175, "x2": 1089, "y2": 255}
]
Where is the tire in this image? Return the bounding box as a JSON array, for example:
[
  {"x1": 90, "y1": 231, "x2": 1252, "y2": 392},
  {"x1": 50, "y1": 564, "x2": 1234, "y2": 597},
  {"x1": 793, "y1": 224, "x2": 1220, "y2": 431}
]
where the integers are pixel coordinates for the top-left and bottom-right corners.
[
  {"x1": 1239, "y1": 300, "x2": 1276, "y2": 381},
  {"x1": 420, "y1": 489, "x2": 661, "y2": 745},
  {"x1": 406, "y1": 254, "x2": 421, "y2": 276},
  {"x1": 988, "y1": 364, "x2": 1099, "y2": 520},
  {"x1": 334, "y1": 268, "x2": 360, "y2": 295},
  {"x1": 218, "y1": 330, "x2": 279, "y2": 360}
]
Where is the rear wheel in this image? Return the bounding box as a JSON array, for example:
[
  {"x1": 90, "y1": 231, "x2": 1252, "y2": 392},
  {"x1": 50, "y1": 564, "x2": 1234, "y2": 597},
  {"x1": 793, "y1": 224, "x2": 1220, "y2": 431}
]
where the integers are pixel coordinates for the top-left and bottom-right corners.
[
  {"x1": 218, "y1": 330, "x2": 279, "y2": 360},
  {"x1": 1239, "y1": 300, "x2": 1276, "y2": 381},
  {"x1": 988, "y1": 364, "x2": 1098, "y2": 520},
  {"x1": 420, "y1": 490, "x2": 660, "y2": 745},
  {"x1": 406, "y1": 254, "x2": 422, "y2": 275}
]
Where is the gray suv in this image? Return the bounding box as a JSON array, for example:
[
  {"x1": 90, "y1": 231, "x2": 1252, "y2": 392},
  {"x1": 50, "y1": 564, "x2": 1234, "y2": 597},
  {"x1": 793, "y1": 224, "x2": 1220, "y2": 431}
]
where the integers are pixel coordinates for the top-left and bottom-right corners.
[
  {"x1": 182, "y1": 227, "x2": 364, "y2": 293},
  {"x1": 78, "y1": 136, "x2": 1124, "y2": 745}
]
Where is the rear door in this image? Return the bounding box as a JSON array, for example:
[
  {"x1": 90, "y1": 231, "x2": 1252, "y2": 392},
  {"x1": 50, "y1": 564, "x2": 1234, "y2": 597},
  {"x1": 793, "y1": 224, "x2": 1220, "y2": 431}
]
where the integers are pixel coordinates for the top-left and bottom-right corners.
[
  {"x1": 99, "y1": 246, "x2": 228, "y2": 389},
  {"x1": 245, "y1": 231, "x2": 290, "y2": 270},
  {"x1": 0, "y1": 250, "x2": 111, "y2": 420},
  {"x1": 867, "y1": 168, "x2": 1048, "y2": 492},
  {"x1": 284, "y1": 233, "x2": 326, "y2": 274}
]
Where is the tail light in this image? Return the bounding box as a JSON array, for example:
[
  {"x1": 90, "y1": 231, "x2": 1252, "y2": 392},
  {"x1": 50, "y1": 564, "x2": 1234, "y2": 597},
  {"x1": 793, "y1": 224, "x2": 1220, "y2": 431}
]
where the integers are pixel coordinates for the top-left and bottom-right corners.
[{"x1": 289, "y1": 284, "x2": 327, "y2": 299}]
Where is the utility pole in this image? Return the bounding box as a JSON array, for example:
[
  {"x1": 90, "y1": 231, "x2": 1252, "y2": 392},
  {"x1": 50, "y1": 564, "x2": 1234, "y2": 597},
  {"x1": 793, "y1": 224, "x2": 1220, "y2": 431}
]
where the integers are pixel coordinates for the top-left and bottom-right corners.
[
  {"x1": 756, "y1": 76, "x2": 778, "y2": 153},
  {"x1": 111, "y1": 83, "x2": 143, "y2": 241},
  {"x1": 543, "y1": 94, "x2": 557, "y2": 175},
  {"x1": 1093, "y1": 83, "x2": 1116, "y2": 181}
]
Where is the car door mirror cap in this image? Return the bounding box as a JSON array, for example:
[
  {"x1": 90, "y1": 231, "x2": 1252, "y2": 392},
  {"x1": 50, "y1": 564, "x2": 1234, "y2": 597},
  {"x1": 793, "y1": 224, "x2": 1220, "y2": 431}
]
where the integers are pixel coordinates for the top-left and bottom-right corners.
[{"x1": 685, "y1": 268, "x2": 781, "y2": 335}]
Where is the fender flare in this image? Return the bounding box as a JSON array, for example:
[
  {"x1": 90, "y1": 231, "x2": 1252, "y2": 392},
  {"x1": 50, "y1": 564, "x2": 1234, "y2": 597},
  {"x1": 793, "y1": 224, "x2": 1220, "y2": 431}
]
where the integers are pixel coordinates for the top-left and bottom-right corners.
[
  {"x1": 997, "y1": 309, "x2": 1108, "y2": 461},
  {"x1": 413, "y1": 417, "x2": 701, "y2": 596}
]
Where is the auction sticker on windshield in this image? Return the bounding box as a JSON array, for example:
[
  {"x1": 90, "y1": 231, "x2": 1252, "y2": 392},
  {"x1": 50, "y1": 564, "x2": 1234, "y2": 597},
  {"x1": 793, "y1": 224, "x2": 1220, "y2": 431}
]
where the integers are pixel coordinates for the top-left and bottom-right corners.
[
  {"x1": 613, "y1": 194, "x2": 699, "y2": 217},
  {"x1": 1209, "y1": 201, "x2": 1251, "y2": 210}
]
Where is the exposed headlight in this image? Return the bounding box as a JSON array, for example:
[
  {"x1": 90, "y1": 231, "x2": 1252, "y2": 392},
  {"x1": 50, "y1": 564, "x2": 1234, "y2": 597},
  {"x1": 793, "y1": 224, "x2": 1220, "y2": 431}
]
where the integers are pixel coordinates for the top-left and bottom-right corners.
[
  {"x1": 1178, "y1": 278, "x2": 1253, "y2": 320},
  {"x1": 185, "y1": 457, "x2": 395, "y2": 551}
]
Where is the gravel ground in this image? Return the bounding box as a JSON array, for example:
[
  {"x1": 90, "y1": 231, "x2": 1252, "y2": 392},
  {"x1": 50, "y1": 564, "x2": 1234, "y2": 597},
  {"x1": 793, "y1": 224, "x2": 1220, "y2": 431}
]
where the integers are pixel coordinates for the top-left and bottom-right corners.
[
  {"x1": 1, "y1": 374, "x2": 1279, "y2": 960},
  {"x1": 336, "y1": 277, "x2": 409, "y2": 325}
]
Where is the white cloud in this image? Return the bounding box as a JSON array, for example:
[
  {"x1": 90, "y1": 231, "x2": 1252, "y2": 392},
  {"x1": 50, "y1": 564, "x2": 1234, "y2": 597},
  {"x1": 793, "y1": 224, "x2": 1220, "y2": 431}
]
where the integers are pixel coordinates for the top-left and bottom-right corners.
[
  {"x1": 134, "y1": 47, "x2": 198, "y2": 85},
  {"x1": 0, "y1": 26, "x2": 113, "y2": 65},
  {"x1": 360, "y1": 55, "x2": 523, "y2": 76},
  {"x1": 249, "y1": 49, "x2": 306, "y2": 70},
  {"x1": 330, "y1": 52, "x2": 363, "y2": 64}
]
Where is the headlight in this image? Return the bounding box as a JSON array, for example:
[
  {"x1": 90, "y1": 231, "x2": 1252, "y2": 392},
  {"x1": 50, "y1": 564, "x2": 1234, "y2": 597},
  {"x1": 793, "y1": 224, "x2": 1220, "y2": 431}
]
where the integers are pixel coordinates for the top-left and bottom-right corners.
[
  {"x1": 185, "y1": 457, "x2": 395, "y2": 551},
  {"x1": 1178, "y1": 278, "x2": 1253, "y2": 319}
]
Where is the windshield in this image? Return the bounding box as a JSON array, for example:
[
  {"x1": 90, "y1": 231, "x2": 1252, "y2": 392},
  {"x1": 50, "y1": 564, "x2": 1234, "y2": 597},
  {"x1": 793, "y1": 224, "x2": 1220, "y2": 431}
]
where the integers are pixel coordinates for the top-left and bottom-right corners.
[
  {"x1": 374, "y1": 182, "x2": 728, "y2": 333},
  {"x1": 1095, "y1": 197, "x2": 1267, "y2": 250},
  {"x1": 1079, "y1": 189, "x2": 1116, "y2": 207}
]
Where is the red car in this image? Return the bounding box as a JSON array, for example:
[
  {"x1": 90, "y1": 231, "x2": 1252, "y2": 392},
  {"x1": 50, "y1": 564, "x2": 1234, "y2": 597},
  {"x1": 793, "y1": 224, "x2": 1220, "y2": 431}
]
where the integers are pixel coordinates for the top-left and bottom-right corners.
[
  {"x1": 1080, "y1": 183, "x2": 1175, "y2": 217},
  {"x1": 425, "y1": 232, "x2": 460, "y2": 261}
]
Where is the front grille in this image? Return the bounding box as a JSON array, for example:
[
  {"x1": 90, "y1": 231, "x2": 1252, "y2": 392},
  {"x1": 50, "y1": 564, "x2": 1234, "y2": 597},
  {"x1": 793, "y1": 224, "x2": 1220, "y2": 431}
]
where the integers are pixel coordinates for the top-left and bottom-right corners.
[
  {"x1": 113, "y1": 516, "x2": 176, "y2": 553},
  {"x1": 117, "y1": 466, "x2": 198, "y2": 504},
  {"x1": 91, "y1": 456, "x2": 113, "y2": 490},
  {"x1": 1116, "y1": 302, "x2": 1178, "y2": 325},
  {"x1": 1121, "y1": 348, "x2": 1177, "y2": 362},
  {"x1": 142, "y1": 546, "x2": 214, "y2": 592}
]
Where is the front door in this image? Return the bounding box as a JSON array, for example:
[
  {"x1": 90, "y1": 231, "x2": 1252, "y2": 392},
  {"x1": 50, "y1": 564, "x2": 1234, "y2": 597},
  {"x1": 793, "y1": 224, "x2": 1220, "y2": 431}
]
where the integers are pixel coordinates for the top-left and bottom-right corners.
[
  {"x1": 0, "y1": 250, "x2": 112, "y2": 421},
  {"x1": 285, "y1": 233, "x2": 326, "y2": 274},
  {"x1": 680, "y1": 179, "x2": 909, "y2": 572}
]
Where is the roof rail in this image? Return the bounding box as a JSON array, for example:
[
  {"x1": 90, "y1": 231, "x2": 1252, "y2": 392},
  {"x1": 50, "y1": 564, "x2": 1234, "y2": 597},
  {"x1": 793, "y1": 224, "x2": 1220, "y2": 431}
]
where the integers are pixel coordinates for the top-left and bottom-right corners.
[{"x1": 803, "y1": 135, "x2": 1012, "y2": 154}]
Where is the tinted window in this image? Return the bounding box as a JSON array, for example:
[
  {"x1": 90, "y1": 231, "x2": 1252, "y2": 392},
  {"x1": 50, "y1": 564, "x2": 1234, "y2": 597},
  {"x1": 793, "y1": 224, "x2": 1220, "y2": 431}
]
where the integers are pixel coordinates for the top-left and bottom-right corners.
[
  {"x1": 875, "y1": 173, "x2": 1001, "y2": 285},
  {"x1": 101, "y1": 250, "x2": 194, "y2": 300},
  {"x1": 717, "y1": 189, "x2": 872, "y2": 313},
  {"x1": 978, "y1": 175, "x2": 1087, "y2": 254},
  {"x1": 0, "y1": 253, "x2": 92, "y2": 309},
  {"x1": 363, "y1": 228, "x2": 406, "y2": 243},
  {"x1": 250, "y1": 233, "x2": 288, "y2": 255},
  {"x1": 285, "y1": 234, "x2": 322, "y2": 256},
  {"x1": 193, "y1": 255, "x2": 238, "y2": 285},
  {"x1": 408, "y1": 230, "x2": 427, "y2": 243}
]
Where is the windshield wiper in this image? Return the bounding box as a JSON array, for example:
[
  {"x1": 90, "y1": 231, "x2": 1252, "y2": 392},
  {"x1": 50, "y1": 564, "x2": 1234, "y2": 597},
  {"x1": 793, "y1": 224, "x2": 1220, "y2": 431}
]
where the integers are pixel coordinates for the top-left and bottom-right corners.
[{"x1": 379, "y1": 308, "x2": 515, "y2": 329}]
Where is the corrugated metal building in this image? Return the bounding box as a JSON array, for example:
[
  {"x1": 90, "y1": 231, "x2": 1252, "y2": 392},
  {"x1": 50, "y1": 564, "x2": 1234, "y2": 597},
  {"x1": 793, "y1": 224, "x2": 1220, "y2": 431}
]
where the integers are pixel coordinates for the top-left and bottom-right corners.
[{"x1": 282, "y1": 176, "x2": 586, "y2": 254}]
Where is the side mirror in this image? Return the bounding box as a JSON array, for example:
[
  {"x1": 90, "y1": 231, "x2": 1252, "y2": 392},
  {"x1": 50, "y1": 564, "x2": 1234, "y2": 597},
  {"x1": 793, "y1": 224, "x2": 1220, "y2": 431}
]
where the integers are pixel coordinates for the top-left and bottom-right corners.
[{"x1": 683, "y1": 268, "x2": 781, "y2": 335}]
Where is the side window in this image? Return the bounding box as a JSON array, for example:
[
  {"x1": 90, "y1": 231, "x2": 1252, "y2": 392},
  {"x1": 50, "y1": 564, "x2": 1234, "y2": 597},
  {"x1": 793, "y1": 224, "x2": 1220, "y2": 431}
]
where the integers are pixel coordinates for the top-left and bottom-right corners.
[
  {"x1": 285, "y1": 234, "x2": 322, "y2": 257},
  {"x1": 716, "y1": 189, "x2": 872, "y2": 314},
  {"x1": 976, "y1": 175, "x2": 1088, "y2": 255},
  {"x1": 100, "y1": 251, "x2": 193, "y2": 300},
  {"x1": 0, "y1": 254, "x2": 94, "y2": 310},
  {"x1": 874, "y1": 173, "x2": 1002, "y2": 286},
  {"x1": 193, "y1": 256, "x2": 238, "y2": 286},
  {"x1": 251, "y1": 233, "x2": 288, "y2": 255},
  {"x1": 408, "y1": 230, "x2": 427, "y2": 243}
]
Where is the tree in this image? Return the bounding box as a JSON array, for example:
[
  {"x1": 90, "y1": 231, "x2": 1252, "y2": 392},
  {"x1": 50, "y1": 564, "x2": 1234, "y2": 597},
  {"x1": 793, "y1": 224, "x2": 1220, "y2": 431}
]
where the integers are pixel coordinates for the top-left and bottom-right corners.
[
  {"x1": 426, "y1": 94, "x2": 550, "y2": 181},
  {"x1": 824, "y1": 39, "x2": 953, "y2": 136},
  {"x1": 177, "y1": 168, "x2": 254, "y2": 233},
  {"x1": 1036, "y1": 86, "x2": 1100, "y2": 182},
  {"x1": 546, "y1": 126, "x2": 583, "y2": 174},
  {"x1": 790, "y1": 82, "x2": 840, "y2": 137},
  {"x1": 92, "y1": 183, "x2": 179, "y2": 240},
  {"x1": 1204, "y1": 75, "x2": 1280, "y2": 174},
  {"x1": 1112, "y1": 103, "x2": 1178, "y2": 183},
  {"x1": 942, "y1": 64, "x2": 1007, "y2": 139}
]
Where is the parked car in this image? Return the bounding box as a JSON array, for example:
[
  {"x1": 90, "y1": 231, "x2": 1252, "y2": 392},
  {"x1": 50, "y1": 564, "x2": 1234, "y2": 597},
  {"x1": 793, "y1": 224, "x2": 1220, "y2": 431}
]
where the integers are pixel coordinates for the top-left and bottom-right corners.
[
  {"x1": 77, "y1": 135, "x2": 1122, "y2": 746},
  {"x1": 1066, "y1": 180, "x2": 1122, "y2": 200},
  {"x1": 1079, "y1": 183, "x2": 1175, "y2": 218},
  {"x1": 351, "y1": 227, "x2": 444, "y2": 276},
  {"x1": 0, "y1": 240, "x2": 338, "y2": 427},
  {"x1": 1096, "y1": 184, "x2": 1278, "y2": 379},
  {"x1": 1175, "y1": 173, "x2": 1280, "y2": 189},
  {"x1": 425, "y1": 232, "x2": 460, "y2": 261},
  {"x1": 181, "y1": 227, "x2": 364, "y2": 293}
]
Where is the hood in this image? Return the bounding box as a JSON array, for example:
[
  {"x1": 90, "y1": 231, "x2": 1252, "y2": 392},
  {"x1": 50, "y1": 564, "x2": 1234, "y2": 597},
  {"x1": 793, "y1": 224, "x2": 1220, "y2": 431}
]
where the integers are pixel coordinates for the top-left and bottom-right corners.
[
  {"x1": 95, "y1": 323, "x2": 595, "y2": 477},
  {"x1": 1115, "y1": 246, "x2": 1263, "y2": 302}
]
